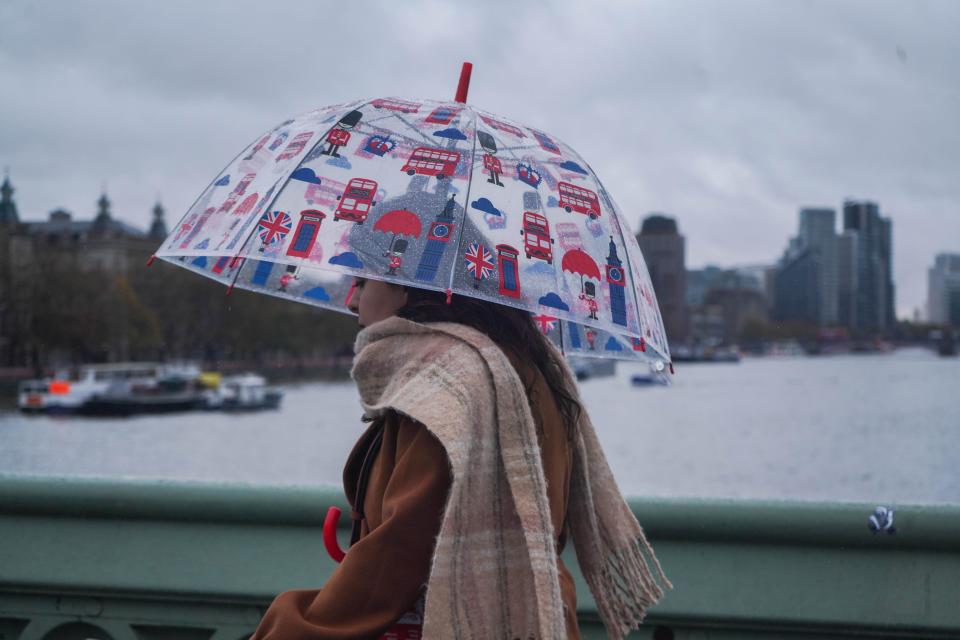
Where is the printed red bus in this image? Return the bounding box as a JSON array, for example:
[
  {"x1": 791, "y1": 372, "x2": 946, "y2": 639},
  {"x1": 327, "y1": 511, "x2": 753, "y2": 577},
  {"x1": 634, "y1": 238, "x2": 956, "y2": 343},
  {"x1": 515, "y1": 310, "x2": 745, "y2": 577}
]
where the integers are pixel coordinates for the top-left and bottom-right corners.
[
  {"x1": 425, "y1": 105, "x2": 461, "y2": 125},
  {"x1": 520, "y1": 211, "x2": 554, "y2": 263},
  {"x1": 558, "y1": 181, "x2": 601, "y2": 219},
  {"x1": 401, "y1": 147, "x2": 461, "y2": 180},
  {"x1": 479, "y1": 115, "x2": 526, "y2": 138},
  {"x1": 371, "y1": 98, "x2": 421, "y2": 114},
  {"x1": 334, "y1": 178, "x2": 378, "y2": 223},
  {"x1": 276, "y1": 132, "x2": 314, "y2": 161}
]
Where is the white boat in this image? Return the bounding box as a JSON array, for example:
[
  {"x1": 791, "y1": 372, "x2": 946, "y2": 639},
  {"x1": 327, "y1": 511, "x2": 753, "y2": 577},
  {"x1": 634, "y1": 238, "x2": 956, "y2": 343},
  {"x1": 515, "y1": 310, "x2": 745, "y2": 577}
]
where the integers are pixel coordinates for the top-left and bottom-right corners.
[
  {"x1": 203, "y1": 373, "x2": 283, "y2": 411},
  {"x1": 17, "y1": 363, "x2": 200, "y2": 414}
]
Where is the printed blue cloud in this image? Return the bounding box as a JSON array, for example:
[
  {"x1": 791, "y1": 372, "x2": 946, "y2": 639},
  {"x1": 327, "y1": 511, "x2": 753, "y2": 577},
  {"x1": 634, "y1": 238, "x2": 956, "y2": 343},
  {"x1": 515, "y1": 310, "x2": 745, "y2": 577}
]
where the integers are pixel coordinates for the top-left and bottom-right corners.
[
  {"x1": 329, "y1": 251, "x2": 364, "y2": 268},
  {"x1": 214, "y1": 174, "x2": 230, "y2": 186},
  {"x1": 538, "y1": 292, "x2": 569, "y2": 311},
  {"x1": 326, "y1": 156, "x2": 352, "y2": 170},
  {"x1": 433, "y1": 127, "x2": 467, "y2": 141},
  {"x1": 304, "y1": 286, "x2": 330, "y2": 301},
  {"x1": 291, "y1": 167, "x2": 322, "y2": 184},
  {"x1": 546, "y1": 195, "x2": 559, "y2": 208},
  {"x1": 191, "y1": 256, "x2": 207, "y2": 268},
  {"x1": 604, "y1": 336, "x2": 624, "y2": 351},
  {"x1": 525, "y1": 261, "x2": 555, "y2": 276},
  {"x1": 193, "y1": 238, "x2": 209, "y2": 250},
  {"x1": 560, "y1": 160, "x2": 588, "y2": 175},
  {"x1": 471, "y1": 197, "x2": 502, "y2": 217}
]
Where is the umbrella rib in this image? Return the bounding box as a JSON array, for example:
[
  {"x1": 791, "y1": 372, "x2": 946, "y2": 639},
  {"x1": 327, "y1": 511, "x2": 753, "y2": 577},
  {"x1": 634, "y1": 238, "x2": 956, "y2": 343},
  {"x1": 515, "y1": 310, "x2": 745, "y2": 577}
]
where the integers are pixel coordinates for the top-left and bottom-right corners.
[
  {"x1": 442, "y1": 106, "x2": 479, "y2": 298},
  {"x1": 223, "y1": 99, "x2": 376, "y2": 294},
  {"x1": 392, "y1": 112, "x2": 437, "y2": 146}
]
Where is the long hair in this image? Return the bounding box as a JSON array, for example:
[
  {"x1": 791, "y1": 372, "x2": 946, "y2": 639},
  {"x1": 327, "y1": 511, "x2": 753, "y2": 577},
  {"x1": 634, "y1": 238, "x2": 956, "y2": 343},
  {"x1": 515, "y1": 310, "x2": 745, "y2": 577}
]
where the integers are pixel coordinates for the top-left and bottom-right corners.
[{"x1": 396, "y1": 287, "x2": 582, "y2": 441}]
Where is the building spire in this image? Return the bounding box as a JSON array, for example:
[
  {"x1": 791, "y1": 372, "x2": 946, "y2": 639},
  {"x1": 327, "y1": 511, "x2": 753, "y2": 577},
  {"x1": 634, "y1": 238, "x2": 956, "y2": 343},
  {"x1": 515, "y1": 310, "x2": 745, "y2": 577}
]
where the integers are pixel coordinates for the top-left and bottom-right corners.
[
  {"x1": 96, "y1": 190, "x2": 112, "y2": 221},
  {"x1": 0, "y1": 168, "x2": 19, "y2": 225},
  {"x1": 149, "y1": 198, "x2": 168, "y2": 239},
  {"x1": 91, "y1": 187, "x2": 113, "y2": 235}
]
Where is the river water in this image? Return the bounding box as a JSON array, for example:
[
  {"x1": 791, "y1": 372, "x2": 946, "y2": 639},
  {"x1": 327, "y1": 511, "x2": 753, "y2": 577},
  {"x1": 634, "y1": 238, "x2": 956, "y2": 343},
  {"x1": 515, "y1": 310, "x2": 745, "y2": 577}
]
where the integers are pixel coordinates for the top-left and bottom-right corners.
[{"x1": 1, "y1": 348, "x2": 957, "y2": 505}]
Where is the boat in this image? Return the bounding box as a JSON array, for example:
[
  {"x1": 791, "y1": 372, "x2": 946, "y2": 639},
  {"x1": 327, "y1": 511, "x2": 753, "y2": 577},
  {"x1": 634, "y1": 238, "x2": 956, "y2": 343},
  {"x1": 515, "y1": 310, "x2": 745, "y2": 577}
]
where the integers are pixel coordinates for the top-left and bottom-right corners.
[
  {"x1": 630, "y1": 361, "x2": 671, "y2": 387},
  {"x1": 203, "y1": 373, "x2": 284, "y2": 411},
  {"x1": 78, "y1": 365, "x2": 207, "y2": 416},
  {"x1": 569, "y1": 356, "x2": 616, "y2": 381},
  {"x1": 671, "y1": 344, "x2": 742, "y2": 363},
  {"x1": 18, "y1": 362, "x2": 171, "y2": 414}
]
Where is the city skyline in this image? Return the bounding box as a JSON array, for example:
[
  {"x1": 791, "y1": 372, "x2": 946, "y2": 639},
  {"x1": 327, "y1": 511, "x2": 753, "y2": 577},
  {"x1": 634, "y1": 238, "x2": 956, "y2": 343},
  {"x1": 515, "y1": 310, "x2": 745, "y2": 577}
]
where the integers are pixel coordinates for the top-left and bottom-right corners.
[{"x1": 2, "y1": 0, "x2": 958, "y2": 317}]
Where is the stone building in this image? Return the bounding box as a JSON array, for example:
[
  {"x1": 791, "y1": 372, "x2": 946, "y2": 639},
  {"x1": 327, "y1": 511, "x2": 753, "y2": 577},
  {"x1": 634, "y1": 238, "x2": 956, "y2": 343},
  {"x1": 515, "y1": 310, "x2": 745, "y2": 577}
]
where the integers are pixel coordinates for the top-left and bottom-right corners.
[{"x1": 0, "y1": 174, "x2": 167, "y2": 366}]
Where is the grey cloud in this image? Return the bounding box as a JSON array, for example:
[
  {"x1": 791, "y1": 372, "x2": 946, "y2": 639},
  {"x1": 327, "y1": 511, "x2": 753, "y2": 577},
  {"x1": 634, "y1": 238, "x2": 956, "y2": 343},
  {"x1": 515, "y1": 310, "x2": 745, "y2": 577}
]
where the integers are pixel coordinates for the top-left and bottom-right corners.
[{"x1": 0, "y1": 0, "x2": 956, "y2": 316}]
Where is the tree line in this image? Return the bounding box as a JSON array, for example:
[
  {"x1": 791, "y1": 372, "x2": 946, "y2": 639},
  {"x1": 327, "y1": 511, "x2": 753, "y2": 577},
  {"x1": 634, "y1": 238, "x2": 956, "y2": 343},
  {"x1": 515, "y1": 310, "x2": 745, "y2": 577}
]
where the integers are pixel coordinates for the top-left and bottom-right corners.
[{"x1": 4, "y1": 245, "x2": 359, "y2": 373}]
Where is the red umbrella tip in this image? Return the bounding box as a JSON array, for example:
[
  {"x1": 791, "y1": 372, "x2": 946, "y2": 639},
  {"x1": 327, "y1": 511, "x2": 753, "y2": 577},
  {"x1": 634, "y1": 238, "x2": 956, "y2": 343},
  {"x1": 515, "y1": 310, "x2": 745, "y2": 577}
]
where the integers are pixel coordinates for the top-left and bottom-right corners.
[
  {"x1": 455, "y1": 62, "x2": 473, "y2": 104},
  {"x1": 146, "y1": 254, "x2": 156, "y2": 267}
]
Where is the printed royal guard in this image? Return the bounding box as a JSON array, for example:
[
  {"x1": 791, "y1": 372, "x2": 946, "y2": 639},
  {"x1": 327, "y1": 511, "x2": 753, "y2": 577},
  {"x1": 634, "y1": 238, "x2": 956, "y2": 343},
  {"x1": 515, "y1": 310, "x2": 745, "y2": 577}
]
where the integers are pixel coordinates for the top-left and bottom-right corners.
[
  {"x1": 384, "y1": 238, "x2": 409, "y2": 276},
  {"x1": 321, "y1": 110, "x2": 363, "y2": 158},
  {"x1": 278, "y1": 265, "x2": 298, "y2": 292},
  {"x1": 478, "y1": 131, "x2": 504, "y2": 187},
  {"x1": 579, "y1": 281, "x2": 599, "y2": 320},
  {"x1": 585, "y1": 328, "x2": 597, "y2": 350}
]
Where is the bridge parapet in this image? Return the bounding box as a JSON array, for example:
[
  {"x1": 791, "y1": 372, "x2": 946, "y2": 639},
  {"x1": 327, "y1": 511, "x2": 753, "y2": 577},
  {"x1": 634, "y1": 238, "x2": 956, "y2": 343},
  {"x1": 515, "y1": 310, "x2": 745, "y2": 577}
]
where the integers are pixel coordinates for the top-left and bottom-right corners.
[{"x1": 1, "y1": 474, "x2": 958, "y2": 639}]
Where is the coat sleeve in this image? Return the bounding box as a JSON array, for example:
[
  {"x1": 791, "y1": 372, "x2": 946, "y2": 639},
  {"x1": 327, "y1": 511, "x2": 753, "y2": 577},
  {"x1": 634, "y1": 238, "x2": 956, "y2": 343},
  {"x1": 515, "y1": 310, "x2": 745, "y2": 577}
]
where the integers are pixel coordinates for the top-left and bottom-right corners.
[{"x1": 250, "y1": 415, "x2": 451, "y2": 640}]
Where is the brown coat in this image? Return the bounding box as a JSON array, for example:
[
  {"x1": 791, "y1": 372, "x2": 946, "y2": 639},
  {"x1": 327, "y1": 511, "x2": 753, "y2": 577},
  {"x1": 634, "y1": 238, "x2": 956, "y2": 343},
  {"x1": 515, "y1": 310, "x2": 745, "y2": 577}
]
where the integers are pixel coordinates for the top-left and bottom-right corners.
[{"x1": 251, "y1": 346, "x2": 580, "y2": 639}]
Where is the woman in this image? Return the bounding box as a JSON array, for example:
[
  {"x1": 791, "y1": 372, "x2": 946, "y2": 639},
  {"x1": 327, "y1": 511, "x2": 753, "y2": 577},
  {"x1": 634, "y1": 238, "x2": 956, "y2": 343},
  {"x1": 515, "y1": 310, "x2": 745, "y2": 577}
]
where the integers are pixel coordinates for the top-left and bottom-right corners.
[{"x1": 251, "y1": 277, "x2": 670, "y2": 639}]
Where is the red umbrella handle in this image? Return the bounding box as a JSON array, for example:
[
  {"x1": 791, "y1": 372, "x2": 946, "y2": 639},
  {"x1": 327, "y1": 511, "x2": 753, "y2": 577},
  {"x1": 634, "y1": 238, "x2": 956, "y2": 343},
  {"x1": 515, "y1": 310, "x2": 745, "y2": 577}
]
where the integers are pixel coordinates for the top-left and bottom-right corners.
[{"x1": 323, "y1": 506, "x2": 346, "y2": 563}]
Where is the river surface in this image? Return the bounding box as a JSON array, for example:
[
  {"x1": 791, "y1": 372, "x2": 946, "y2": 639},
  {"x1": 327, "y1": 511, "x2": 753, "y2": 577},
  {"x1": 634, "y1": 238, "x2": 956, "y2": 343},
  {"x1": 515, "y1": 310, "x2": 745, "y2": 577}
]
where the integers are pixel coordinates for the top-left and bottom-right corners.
[{"x1": 1, "y1": 348, "x2": 957, "y2": 505}]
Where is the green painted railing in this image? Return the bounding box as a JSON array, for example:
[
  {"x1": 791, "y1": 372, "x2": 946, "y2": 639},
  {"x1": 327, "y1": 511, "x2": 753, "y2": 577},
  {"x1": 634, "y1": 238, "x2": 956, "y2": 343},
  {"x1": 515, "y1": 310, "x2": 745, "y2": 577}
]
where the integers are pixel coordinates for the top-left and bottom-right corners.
[{"x1": 1, "y1": 474, "x2": 958, "y2": 639}]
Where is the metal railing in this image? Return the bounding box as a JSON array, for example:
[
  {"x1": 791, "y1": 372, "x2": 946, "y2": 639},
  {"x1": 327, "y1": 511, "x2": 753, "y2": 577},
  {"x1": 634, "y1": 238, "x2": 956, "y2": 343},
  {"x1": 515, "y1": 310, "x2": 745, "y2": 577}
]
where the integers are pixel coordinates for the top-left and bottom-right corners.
[{"x1": 1, "y1": 474, "x2": 958, "y2": 639}]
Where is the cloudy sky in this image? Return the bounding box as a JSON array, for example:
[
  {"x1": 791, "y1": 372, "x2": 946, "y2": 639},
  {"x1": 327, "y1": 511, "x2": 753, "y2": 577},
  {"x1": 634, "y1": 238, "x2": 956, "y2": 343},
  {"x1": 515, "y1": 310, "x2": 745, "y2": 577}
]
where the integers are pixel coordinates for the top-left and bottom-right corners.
[{"x1": 1, "y1": 0, "x2": 957, "y2": 317}]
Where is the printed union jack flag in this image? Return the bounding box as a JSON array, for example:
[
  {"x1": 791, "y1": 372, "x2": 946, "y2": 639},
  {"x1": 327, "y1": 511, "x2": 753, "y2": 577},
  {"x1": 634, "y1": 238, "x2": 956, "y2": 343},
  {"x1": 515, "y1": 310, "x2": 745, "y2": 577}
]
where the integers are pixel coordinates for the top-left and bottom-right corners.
[
  {"x1": 532, "y1": 314, "x2": 558, "y2": 334},
  {"x1": 258, "y1": 210, "x2": 292, "y2": 246},
  {"x1": 464, "y1": 242, "x2": 494, "y2": 280}
]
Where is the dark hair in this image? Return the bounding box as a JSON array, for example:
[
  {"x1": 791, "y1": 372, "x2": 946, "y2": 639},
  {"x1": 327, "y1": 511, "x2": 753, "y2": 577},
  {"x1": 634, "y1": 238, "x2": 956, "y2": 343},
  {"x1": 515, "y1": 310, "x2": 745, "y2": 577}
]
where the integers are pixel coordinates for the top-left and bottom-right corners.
[{"x1": 396, "y1": 287, "x2": 582, "y2": 440}]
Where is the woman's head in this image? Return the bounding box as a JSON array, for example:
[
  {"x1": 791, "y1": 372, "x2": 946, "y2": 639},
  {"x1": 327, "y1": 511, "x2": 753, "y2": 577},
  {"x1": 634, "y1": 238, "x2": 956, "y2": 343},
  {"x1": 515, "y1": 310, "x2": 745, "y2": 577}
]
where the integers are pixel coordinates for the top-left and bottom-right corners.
[
  {"x1": 347, "y1": 276, "x2": 582, "y2": 439},
  {"x1": 346, "y1": 277, "x2": 409, "y2": 327}
]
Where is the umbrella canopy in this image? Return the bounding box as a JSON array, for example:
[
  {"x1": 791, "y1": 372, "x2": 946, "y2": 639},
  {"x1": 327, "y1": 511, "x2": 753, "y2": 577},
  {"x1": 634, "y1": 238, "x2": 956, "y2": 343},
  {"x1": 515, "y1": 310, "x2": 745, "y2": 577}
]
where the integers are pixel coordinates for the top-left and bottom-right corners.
[{"x1": 153, "y1": 64, "x2": 670, "y2": 364}]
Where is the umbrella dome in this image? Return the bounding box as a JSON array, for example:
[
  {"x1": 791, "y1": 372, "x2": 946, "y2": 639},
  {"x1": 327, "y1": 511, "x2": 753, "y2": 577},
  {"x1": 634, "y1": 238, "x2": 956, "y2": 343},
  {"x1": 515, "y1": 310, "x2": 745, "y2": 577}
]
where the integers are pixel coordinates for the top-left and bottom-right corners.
[{"x1": 152, "y1": 63, "x2": 670, "y2": 364}]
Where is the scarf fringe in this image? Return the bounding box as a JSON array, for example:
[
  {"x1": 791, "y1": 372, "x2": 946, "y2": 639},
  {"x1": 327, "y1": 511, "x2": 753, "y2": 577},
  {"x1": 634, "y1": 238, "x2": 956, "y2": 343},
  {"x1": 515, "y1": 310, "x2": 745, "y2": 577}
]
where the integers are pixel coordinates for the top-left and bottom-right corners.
[{"x1": 584, "y1": 532, "x2": 673, "y2": 640}]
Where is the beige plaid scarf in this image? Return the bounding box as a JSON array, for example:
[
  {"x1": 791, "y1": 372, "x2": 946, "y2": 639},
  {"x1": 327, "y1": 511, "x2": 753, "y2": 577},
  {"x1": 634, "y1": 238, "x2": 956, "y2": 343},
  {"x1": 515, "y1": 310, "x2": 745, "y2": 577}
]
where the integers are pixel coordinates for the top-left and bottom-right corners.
[{"x1": 351, "y1": 316, "x2": 671, "y2": 639}]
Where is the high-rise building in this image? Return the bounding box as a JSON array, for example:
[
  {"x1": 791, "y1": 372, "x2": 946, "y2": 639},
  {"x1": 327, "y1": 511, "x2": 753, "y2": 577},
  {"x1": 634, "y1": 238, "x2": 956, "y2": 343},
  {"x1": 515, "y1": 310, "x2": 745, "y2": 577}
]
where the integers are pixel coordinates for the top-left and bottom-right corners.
[
  {"x1": 927, "y1": 253, "x2": 960, "y2": 325},
  {"x1": 772, "y1": 207, "x2": 839, "y2": 327},
  {"x1": 842, "y1": 200, "x2": 895, "y2": 333},
  {"x1": 773, "y1": 237, "x2": 820, "y2": 325},
  {"x1": 636, "y1": 214, "x2": 689, "y2": 344},
  {"x1": 798, "y1": 208, "x2": 839, "y2": 325},
  {"x1": 836, "y1": 231, "x2": 859, "y2": 329}
]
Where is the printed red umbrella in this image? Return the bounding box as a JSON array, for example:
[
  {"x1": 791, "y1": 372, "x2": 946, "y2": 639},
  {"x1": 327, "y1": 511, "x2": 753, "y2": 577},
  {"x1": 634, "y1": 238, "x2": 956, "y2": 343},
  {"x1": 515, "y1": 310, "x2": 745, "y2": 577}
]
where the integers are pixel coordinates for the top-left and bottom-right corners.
[
  {"x1": 373, "y1": 208, "x2": 422, "y2": 238},
  {"x1": 373, "y1": 208, "x2": 422, "y2": 276},
  {"x1": 561, "y1": 248, "x2": 601, "y2": 290}
]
